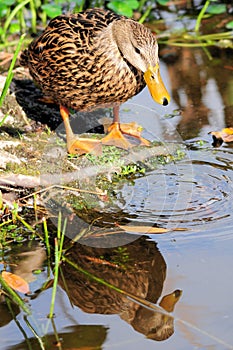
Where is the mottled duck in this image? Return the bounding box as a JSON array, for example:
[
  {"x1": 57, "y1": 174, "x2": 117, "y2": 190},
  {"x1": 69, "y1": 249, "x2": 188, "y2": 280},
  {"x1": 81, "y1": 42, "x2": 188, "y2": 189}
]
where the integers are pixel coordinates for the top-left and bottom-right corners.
[{"x1": 20, "y1": 8, "x2": 170, "y2": 154}]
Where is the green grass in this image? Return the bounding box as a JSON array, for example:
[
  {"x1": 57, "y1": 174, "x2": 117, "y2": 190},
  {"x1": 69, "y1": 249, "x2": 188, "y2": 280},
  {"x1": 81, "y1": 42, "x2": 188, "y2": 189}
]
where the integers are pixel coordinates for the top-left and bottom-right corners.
[
  {"x1": 0, "y1": 0, "x2": 232, "y2": 48},
  {"x1": 0, "y1": 33, "x2": 25, "y2": 117},
  {"x1": 48, "y1": 212, "x2": 66, "y2": 319}
]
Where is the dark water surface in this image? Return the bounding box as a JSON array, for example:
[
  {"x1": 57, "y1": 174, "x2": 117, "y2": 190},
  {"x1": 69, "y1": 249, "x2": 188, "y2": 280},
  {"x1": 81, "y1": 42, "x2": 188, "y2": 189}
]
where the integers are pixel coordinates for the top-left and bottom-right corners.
[{"x1": 1, "y1": 45, "x2": 233, "y2": 349}]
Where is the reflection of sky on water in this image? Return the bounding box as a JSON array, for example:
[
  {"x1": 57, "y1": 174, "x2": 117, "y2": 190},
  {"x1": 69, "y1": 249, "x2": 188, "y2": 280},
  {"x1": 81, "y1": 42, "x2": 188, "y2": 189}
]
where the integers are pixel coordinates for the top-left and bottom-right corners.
[
  {"x1": 203, "y1": 78, "x2": 225, "y2": 129},
  {"x1": 158, "y1": 236, "x2": 233, "y2": 350}
]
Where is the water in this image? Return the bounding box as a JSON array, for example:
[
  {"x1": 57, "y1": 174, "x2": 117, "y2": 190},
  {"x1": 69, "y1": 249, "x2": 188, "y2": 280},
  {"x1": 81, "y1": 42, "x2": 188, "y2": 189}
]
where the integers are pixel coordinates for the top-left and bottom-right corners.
[{"x1": 1, "y1": 46, "x2": 233, "y2": 349}]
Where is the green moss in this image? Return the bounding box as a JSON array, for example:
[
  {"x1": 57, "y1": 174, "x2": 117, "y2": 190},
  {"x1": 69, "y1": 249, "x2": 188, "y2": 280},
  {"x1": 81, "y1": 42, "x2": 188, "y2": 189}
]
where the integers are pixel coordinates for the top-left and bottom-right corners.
[{"x1": 5, "y1": 161, "x2": 40, "y2": 176}]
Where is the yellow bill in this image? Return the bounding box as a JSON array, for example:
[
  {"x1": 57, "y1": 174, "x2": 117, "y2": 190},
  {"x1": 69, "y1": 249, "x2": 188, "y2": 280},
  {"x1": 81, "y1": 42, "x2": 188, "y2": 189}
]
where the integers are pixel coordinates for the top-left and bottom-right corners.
[{"x1": 144, "y1": 64, "x2": 170, "y2": 106}]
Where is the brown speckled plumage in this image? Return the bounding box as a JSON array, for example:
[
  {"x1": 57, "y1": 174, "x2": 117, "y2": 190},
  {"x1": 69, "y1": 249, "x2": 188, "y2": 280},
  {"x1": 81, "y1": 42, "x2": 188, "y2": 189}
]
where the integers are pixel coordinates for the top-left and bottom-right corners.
[{"x1": 20, "y1": 8, "x2": 157, "y2": 111}]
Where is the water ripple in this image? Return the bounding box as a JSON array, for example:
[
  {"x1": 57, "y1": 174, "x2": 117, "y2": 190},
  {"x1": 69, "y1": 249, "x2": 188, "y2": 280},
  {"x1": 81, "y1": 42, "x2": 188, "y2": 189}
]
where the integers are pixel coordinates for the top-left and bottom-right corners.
[{"x1": 121, "y1": 148, "x2": 233, "y2": 241}]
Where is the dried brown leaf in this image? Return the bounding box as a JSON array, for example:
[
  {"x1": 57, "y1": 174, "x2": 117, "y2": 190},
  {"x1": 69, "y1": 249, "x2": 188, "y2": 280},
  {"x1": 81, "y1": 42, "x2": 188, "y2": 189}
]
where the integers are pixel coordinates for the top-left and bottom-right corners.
[
  {"x1": 118, "y1": 225, "x2": 187, "y2": 234},
  {"x1": 2, "y1": 271, "x2": 30, "y2": 294},
  {"x1": 210, "y1": 127, "x2": 233, "y2": 147},
  {"x1": 118, "y1": 225, "x2": 169, "y2": 234}
]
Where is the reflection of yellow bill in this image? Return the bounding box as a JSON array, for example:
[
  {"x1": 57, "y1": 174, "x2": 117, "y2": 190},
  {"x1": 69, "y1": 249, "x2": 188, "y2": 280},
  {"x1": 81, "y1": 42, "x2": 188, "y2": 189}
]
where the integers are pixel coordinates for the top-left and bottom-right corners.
[
  {"x1": 144, "y1": 64, "x2": 170, "y2": 106},
  {"x1": 159, "y1": 289, "x2": 182, "y2": 312}
]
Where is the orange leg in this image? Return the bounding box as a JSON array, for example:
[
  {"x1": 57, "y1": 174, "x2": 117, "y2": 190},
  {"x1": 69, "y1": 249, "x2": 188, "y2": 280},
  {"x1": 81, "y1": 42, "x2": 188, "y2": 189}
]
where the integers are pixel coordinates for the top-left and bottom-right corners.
[
  {"x1": 60, "y1": 105, "x2": 150, "y2": 154},
  {"x1": 60, "y1": 105, "x2": 102, "y2": 155},
  {"x1": 101, "y1": 106, "x2": 151, "y2": 148}
]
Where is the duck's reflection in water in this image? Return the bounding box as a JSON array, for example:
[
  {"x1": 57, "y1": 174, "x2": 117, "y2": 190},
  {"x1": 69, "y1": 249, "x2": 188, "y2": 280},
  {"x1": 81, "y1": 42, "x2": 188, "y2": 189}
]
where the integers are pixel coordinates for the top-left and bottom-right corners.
[{"x1": 60, "y1": 234, "x2": 182, "y2": 341}]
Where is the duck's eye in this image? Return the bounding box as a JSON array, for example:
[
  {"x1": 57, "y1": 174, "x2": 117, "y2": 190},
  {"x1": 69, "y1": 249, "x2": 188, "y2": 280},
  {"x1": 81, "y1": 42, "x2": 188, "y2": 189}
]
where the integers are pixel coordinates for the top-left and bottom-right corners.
[{"x1": 134, "y1": 47, "x2": 141, "y2": 54}]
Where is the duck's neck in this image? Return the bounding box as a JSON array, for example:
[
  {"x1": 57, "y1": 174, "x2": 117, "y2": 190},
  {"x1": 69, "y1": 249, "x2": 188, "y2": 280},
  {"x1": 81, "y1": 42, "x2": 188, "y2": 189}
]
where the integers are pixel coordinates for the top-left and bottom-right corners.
[{"x1": 96, "y1": 22, "x2": 128, "y2": 69}]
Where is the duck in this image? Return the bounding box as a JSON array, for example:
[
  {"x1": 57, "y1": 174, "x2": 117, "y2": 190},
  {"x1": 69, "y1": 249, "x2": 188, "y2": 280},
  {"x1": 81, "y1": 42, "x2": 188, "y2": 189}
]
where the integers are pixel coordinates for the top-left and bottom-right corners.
[{"x1": 20, "y1": 8, "x2": 170, "y2": 155}]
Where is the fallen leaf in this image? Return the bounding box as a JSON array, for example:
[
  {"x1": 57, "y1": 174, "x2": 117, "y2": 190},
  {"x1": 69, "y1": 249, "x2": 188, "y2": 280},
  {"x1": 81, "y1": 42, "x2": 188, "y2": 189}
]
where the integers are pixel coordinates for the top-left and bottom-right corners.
[
  {"x1": 118, "y1": 225, "x2": 169, "y2": 234},
  {"x1": 2, "y1": 271, "x2": 30, "y2": 294},
  {"x1": 210, "y1": 127, "x2": 233, "y2": 147}
]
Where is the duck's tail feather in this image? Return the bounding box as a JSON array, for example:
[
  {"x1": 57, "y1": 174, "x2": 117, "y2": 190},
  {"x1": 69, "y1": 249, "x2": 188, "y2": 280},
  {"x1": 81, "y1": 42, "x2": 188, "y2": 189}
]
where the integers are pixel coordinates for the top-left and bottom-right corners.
[{"x1": 19, "y1": 49, "x2": 29, "y2": 67}]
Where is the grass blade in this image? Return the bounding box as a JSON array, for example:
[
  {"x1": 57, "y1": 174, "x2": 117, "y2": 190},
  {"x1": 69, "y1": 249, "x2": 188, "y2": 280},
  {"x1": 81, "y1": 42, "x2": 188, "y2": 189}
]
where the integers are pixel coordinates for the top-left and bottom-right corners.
[
  {"x1": 0, "y1": 33, "x2": 25, "y2": 108},
  {"x1": 1, "y1": 0, "x2": 30, "y2": 42}
]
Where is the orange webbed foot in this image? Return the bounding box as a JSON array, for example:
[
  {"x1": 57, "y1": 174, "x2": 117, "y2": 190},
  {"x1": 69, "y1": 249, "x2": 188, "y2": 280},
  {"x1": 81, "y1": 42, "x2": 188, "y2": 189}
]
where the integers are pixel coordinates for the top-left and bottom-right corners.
[
  {"x1": 119, "y1": 122, "x2": 151, "y2": 147},
  {"x1": 67, "y1": 137, "x2": 102, "y2": 155},
  {"x1": 101, "y1": 122, "x2": 150, "y2": 149},
  {"x1": 101, "y1": 123, "x2": 133, "y2": 149}
]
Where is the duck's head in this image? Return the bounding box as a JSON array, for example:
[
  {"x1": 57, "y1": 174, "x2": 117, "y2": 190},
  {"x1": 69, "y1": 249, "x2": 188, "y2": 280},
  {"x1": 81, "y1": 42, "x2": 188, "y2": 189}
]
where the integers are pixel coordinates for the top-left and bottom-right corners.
[{"x1": 112, "y1": 19, "x2": 170, "y2": 106}]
